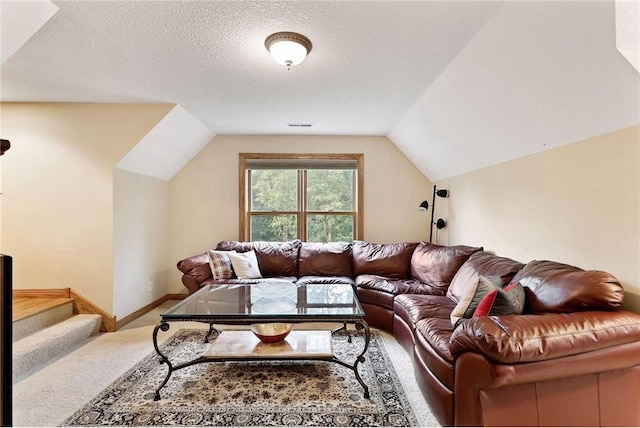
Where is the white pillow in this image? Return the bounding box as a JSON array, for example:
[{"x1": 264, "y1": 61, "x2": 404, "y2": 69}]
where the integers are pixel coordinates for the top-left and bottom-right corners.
[{"x1": 227, "y1": 250, "x2": 262, "y2": 279}]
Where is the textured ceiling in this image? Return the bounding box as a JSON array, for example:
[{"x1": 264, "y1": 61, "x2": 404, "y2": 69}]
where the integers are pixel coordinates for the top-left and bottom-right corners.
[{"x1": 1, "y1": 1, "x2": 638, "y2": 181}]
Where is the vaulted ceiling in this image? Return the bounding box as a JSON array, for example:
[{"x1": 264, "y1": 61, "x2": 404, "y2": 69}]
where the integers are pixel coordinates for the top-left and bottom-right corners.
[{"x1": 1, "y1": 1, "x2": 638, "y2": 181}]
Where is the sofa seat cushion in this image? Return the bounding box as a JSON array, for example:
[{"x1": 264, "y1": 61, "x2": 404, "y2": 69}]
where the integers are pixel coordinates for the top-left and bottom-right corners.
[
  {"x1": 447, "y1": 251, "x2": 524, "y2": 303},
  {"x1": 296, "y1": 276, "x2": 355, "y2": 286},
  {"x1": 415, "y1": 318, "x2": 455, "y2": 364},
  {"x1": 216, "y1": 240, "x2": 301, "y2": 278},
  {"x1": 356, "y1": 287, "x2": 395, "y2": 310},
  {"x1": 410, "y1": 242, "x2": 482, "y2": 291},
  {"x1": 203, "y1": 276, "x2": 297, "y2": 286},
  {"x1": 415, "y1": 320, "x2": 455, "y2": 389},
  {"x1": 299, "y1": 242, "x2": 353, "y2": 277},
  {"x1": 352, "y1": 241, "x2": 418, "y2": 279},
  {"x1": 355, "y1": 274, "x2": 448, "y2": 297},
  {"x1": 511, "y1": 260, "x2": 624, "y2": 314},
  {"x1": 394, "y1": 295, "x2": 456, "y2": 329}
]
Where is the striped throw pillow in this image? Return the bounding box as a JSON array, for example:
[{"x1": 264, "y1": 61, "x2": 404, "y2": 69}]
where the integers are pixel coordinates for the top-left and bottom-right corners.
[{"x1": 207, "y1": 249, "x2": 236, "y2": 280}]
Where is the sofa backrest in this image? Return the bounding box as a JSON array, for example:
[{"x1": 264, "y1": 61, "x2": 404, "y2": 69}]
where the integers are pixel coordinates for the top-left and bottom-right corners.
[
  {"x1": 215, "y1": 240, "x2": 301, "y2": 277},
  {"x1": 511, "y1": 260, "x2": 624, "y2": 314},
  {"x1": 447, "y1": 251, "x2": 524, "y2": 303},
  {"x1": 510, "y1": 260, "x2": 624, "y2": 314},
  {"x1": 411, "y1": 242, "x2": 483, "y2": 292},
  {"x1": 352, "y1": 241, "x2": 418, "y2": 279},
  {"x1": 298, "y1": 242, "x2": 353, "y2": 277}
]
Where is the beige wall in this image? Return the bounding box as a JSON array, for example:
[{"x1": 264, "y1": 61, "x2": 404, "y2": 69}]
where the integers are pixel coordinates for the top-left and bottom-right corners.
[
  {"x1": 437, "y1": 126, "x2": 640, "y2": 312},
  {"x1": 113, "y1": 169, "x2": 169, "y2": 319},
  {"x1": 0, "y1": 103, "x2": 172, "y2": 313},
  {"x1": 168, "y1": 135, "x2": 432, "y2": 292},
  {"x1": 7, "y1": 102, "x2": 635, "y2": 317}
]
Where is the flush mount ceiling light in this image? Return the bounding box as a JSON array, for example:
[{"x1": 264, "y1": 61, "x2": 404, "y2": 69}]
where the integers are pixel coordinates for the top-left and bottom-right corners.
[{"x1": 265, "y1": 31, "x2": 312, "y2": 70}]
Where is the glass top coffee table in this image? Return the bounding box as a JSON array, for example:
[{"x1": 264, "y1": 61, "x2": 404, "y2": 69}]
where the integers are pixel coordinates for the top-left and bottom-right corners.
[{"x1": 152, "y1": 281, "x2": 371, "y2": 400}]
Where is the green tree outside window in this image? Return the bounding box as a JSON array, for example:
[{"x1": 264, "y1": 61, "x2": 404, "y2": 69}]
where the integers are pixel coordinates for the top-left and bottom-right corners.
[{"x1": 249, "y1": 169, "x2": 356, "y2": 242}]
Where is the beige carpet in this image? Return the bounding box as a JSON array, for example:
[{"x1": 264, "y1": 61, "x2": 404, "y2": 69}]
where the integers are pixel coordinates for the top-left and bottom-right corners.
[{"x1": 12, "y1": 300, "x2": 440, "y2": 427}]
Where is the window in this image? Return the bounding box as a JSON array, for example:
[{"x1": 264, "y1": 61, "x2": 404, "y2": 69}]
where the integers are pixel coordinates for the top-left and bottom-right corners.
[{"x1": 239, "y1": 153, "x2": 363, "y2": 242}]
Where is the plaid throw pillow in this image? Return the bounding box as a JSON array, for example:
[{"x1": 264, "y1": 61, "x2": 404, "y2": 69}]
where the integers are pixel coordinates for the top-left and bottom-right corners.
[{"x1": 207, "y1": 249, "x2": 235, "y2": 280}]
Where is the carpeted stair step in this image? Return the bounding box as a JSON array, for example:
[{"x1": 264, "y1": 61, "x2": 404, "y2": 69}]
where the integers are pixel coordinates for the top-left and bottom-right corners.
[
  {"x1": 13, "y1": 314, "x2": 102, "y2": 383},
  {"x1": 13, "y1": 300, "x2": 74, "y2": 342}
]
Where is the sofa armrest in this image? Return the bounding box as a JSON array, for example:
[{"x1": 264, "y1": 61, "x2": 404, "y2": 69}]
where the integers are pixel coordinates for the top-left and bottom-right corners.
[
  {"x1": 450, "y1": 311, "x2": 640, "y2": 364},
  {"x1": 176, "y1": 253, "x2": 212, "y2": 294}
]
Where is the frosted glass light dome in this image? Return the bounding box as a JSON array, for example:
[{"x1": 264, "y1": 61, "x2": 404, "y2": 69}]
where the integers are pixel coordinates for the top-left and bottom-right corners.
[{"x1": 265, "y1": 32, "x2": 312, "y2": 70}]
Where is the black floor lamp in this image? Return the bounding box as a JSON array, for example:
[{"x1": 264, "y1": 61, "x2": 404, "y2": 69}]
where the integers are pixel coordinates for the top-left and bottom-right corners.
[{"x1": 418, "y1": 185, "x2": 449, "y2": 243}]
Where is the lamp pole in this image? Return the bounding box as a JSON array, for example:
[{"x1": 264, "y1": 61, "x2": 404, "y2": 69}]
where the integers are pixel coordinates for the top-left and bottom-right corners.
[{"x1": 429, "y1": 185, "x2": 436, "y2": 243}]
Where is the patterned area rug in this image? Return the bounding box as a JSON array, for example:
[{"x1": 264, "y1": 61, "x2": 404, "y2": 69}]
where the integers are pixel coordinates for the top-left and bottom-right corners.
[{"x1": 62, "y1": 328, "x2": 419, "y2": 426}]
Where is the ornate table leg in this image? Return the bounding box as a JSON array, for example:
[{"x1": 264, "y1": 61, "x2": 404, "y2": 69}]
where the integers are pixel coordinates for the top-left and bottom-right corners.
[
  {"x1": 331, "y1": 323, "x2": 352, "y2": 342},
  {"x1": 352, "y1": 320, "x2": 371, "y2": 398},
  {"x1": 152, "y1": 321, "x2": 172, "y2": 401},
  {"x1": 332, "y1": 319, "x2": 371, "y2": 398},
  {"x1": 204, "y1": 322, "x2": 219, "y2": 343}
]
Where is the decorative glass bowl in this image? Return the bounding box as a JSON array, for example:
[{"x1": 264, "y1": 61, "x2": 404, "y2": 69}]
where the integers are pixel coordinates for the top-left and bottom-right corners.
[
  {"x1": 251, "y1": 297, "x2": 296, "y2": 314},
  {"x1": 254, "y1": 281, "x2": 297, "y2": 299},
  {"x1": 250, "y1": 323, "x2": 293, "y2": 343}
]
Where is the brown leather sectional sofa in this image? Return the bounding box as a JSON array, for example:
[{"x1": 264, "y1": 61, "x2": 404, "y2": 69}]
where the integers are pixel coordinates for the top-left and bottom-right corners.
[{"x1": 177, "y1": 240, "x2": 640, "y2": 426}]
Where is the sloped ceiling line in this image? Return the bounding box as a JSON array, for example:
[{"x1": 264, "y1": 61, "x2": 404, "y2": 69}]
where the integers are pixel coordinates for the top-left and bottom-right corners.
[
  {"x1": 615, "y1": 0, "x2": 640, "y2": 73},
  {"x1": 115, "y1": 104, "x2": 216, "y2": 181},
  {"x1": 0, "y1": 0, "x2": 59, "y2": 64}
]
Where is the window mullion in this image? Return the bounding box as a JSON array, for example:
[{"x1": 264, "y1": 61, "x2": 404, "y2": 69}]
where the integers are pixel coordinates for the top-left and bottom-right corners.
[
  {"x1": 246, "y1": 170, "x2": 252, "y2": 239},
  {"x1": 300, "y1": 170, "x2": 306, "y2": 241},
  {"x1": 352, "y1": 169, "x2": 357, "y2": 238},
  {"x1": 352, "y1": 170, "x2": 356, "y2": 211}
]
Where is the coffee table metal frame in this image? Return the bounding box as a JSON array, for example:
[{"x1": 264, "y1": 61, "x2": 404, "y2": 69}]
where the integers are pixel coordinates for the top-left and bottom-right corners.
[{"x1": 152, "y1": 283, "x2": 371, "y2": 400}]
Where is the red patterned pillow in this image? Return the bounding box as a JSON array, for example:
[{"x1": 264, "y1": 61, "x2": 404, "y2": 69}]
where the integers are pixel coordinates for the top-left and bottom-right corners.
[
  {"x1": 473, "y1": 283, "x2": 525, "y2": 317},
  {"x1": 450, "y1": 276, "x2": 503, "y2": 327}
]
